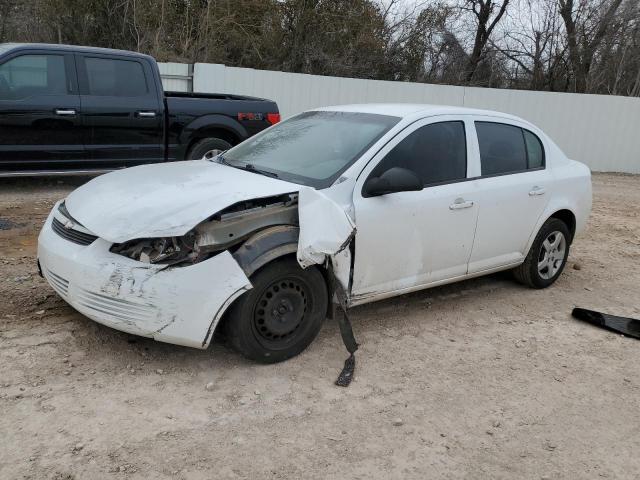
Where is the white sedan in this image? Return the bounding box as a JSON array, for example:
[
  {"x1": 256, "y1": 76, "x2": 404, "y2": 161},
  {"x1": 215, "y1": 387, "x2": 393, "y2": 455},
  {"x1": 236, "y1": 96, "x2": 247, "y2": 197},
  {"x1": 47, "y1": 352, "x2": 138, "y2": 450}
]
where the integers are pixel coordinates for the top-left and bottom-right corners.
[{"x1": 38, "y1": 104, "x2": 592, "y2": 362}]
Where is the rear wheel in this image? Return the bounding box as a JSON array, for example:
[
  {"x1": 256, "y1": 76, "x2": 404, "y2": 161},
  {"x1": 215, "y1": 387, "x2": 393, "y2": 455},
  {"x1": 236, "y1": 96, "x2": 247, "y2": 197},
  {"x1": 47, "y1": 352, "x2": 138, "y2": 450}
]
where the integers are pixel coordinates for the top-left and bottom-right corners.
[
  {"x1": 513, "y1": 218, "x2": 571, "y2": 289},
  {"x1": 226, "y1": 257, "x2": 328, "y2": 363},
  {"x1": 187, "y1": 137, "x2": 232, "y2": 160}
]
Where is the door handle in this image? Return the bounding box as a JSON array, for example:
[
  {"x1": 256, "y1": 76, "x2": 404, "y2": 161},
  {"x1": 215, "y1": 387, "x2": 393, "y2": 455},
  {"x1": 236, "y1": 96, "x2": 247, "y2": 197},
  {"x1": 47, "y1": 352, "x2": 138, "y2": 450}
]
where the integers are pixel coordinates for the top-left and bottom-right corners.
[
  {"x1": 449, "y1": 198, "x2": 474, "y2": 210},
  {"x1": 54, "y1": 108, "x2": 76, "y2": 116},
  {"x1": 529, "y1": 186, "x2": 546, "y2": 196},
  {"x1": 136, "y1": 111, "x2": 157, "y2": 118}
]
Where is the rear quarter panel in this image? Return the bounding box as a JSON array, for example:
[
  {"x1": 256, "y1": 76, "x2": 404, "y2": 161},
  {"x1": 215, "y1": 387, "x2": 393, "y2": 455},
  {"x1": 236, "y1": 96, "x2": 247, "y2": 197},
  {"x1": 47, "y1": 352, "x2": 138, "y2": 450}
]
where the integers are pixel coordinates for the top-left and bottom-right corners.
[
  {"x1": 524, "y1": 159, "x2": 592, "y2": 254},
  {"x1": 551, "y1": 160, "x2": 593, "y2": 235}
]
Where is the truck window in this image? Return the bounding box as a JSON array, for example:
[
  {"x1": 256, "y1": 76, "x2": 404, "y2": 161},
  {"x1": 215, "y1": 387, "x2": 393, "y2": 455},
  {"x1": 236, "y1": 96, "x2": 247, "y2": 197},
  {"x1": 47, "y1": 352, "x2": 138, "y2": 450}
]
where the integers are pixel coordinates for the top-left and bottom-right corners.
[
  {"x1": 84, "y1": 57, "x2": 148, "y2": 97},
  {"x1": 0, "y1": 54, "x2": 68, "y2": 100}
]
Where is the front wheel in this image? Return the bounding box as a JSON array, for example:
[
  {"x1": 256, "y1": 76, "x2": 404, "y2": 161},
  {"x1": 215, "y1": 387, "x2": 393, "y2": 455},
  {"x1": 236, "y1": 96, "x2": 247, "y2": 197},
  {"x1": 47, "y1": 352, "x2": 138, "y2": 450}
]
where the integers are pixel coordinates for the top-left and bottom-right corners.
[
  {"x1": 513, "y1": 218, "x2": 571, "y2": 289},
  {"x1": 225, "y1": 257, "x2": 328, "y2": 363}
]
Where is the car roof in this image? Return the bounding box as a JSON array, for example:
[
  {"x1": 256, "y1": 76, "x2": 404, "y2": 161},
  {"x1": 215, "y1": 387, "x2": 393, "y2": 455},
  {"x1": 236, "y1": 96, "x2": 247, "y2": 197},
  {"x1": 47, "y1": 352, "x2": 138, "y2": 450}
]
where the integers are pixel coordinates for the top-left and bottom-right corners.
[
  {"x1": 0, "y1": 43, "x2": 153, "y2": 60},
  {"x1": 313, "y1": 103, "x2": 523, "y2": 122}
]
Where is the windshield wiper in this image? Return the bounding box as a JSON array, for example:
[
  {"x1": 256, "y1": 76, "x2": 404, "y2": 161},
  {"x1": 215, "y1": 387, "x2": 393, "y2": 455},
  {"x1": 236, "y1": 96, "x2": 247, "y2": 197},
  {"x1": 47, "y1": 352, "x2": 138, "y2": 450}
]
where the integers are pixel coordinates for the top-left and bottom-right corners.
[
  {"x1": 212, "y1": 151, "x2": 229, "y2": 164},
  {"x1": 215, "y1": 154, "x2": 279, "y2": 179},
  {"x1": 241, "y1": 163, "x2": 279, "y2": 179}
]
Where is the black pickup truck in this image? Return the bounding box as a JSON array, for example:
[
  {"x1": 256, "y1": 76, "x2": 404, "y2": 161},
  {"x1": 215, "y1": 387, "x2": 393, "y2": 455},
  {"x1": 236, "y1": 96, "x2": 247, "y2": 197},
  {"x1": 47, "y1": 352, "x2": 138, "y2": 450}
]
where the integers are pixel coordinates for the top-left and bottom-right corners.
[{"x1": 0, "y1": 43, "x2": 280, "y2": 176}]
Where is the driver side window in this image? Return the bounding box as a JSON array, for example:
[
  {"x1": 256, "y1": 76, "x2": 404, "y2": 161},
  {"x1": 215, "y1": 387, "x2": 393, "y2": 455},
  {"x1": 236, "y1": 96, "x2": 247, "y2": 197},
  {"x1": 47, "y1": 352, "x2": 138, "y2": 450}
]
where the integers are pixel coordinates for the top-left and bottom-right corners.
[
  {"x1": 0, "y1": 54, "x2": 68, "y2": 100},
  {"x1": 371, "y1": 121, "x2": 467, "y2": 186}
]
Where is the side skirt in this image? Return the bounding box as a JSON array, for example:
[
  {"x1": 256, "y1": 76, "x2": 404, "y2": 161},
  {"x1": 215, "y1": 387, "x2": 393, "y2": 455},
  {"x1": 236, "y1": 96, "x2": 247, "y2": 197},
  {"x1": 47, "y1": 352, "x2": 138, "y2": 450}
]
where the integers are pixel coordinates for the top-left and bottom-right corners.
[{"x1": 348, "y1": 260, "x2": 523, "y2": 307}]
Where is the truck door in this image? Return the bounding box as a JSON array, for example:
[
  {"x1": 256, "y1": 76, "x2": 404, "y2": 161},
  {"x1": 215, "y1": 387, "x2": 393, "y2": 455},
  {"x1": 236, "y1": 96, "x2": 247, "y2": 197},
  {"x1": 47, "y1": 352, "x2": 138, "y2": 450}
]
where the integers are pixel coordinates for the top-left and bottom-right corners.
[
  {"x1": 75, "y1": 54, "x2": 164, "y2": 167},
  {"x1": 0, "y1": 51, "x2": 83, "y2": 172}
]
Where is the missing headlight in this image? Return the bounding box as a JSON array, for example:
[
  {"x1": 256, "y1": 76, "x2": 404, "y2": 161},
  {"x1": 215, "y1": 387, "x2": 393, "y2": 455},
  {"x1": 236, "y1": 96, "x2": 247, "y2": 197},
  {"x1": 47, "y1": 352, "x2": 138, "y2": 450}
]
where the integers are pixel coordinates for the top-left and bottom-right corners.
[{"x1": 111, "y1": 232, "x2": 198, "y2": 266}]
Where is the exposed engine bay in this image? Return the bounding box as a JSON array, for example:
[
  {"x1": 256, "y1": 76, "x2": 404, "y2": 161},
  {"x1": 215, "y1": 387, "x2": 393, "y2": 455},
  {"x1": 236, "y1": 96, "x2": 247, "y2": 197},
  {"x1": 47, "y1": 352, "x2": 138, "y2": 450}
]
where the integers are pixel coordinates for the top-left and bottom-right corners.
[{"x1": 110, "y1": 193, "x2": 299, "y2": 266}]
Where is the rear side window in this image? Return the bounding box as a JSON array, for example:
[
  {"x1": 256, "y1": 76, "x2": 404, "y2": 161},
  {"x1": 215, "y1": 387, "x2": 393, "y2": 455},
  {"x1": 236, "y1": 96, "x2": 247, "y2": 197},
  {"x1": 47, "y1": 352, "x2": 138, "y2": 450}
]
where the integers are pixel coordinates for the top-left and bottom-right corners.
[
  {"x1": 371, "y1": 121, "x2": 467, "y2": 186},
  {"x1": 0, "y1": 54, "x2": 68, "y2": 100},
  {"x1": 476, "y1": 122, "x2": 545, "y2": 175},
  {"x1": 523, "y1": 129, "x2": 544, "y2": 168},
  {"x1": 84, "y1": 57, "x2": 148, "y2": 97}
]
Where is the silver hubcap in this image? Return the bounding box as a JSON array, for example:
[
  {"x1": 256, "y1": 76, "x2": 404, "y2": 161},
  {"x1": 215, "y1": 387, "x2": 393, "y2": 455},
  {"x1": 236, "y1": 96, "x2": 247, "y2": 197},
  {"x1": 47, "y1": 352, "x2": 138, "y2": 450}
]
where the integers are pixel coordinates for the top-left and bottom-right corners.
[
  {"x1": 203, "y1": 149, "x2": 222, "y2": 160},
  {"x1": 538, "y1": 231, "x2": 566, "y2": 279}
]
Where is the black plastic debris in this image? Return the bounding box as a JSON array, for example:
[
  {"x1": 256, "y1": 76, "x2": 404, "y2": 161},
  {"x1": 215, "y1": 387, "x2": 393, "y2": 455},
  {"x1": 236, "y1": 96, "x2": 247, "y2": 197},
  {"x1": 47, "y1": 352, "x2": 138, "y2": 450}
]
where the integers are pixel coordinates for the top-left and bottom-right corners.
[
  {"x1": 336, "y1": 352, "x2": 356, "y2": 387},
  {"x1": 572, "y1": 308, "x2": 640, "y2": 339},
  {"x1": 331, "y1": 266, "x2": 359, "y2": 387},
  {"x1": 335, "y1": 310, "x2": 358, "y2": 387}
]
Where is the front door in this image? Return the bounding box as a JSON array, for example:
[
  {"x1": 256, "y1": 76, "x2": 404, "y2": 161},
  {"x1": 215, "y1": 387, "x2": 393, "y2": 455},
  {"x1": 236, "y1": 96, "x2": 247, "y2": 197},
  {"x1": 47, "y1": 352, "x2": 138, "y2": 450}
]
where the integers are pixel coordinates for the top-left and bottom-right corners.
[
  {"x1": 0, "y1": 51, "x2": 83, "y2": 171},
  {"x1": 76, "y1": 54, "x2": 163, "y2": 167},
  {"x1": 351, "y1": 117, "x2": 479, "y2": 299}
]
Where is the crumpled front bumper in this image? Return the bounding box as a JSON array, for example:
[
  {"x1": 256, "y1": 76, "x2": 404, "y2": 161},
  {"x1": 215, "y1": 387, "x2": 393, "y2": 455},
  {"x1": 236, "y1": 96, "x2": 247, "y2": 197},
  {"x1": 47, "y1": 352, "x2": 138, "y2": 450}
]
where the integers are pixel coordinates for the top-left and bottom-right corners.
[{"x1": 37, "y1": 204, "x2": 252, "y2": 349}]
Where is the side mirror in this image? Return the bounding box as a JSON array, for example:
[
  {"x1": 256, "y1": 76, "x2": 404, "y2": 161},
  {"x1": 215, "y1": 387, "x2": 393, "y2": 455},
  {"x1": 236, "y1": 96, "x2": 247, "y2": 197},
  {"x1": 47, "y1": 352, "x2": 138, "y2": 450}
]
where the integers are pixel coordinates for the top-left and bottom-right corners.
[{"x1": 363, "y1": 167, "x2": 423, "y2": 197}]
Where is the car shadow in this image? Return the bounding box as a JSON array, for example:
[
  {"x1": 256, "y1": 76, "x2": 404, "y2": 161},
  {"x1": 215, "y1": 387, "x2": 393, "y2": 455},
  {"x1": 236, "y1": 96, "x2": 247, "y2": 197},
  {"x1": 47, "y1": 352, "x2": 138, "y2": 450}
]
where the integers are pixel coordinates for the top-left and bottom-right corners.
[{"x1": 62, "y1": 269, "x2": 520, "y2": 369}]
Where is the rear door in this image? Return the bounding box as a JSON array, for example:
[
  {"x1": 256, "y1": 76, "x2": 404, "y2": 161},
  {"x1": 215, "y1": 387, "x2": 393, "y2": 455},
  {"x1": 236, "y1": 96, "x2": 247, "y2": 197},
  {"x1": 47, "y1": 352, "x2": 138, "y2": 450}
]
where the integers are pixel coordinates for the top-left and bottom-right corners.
[
  {"x1": 0, "y1": 50, "x2": 83, "y2": 171},
  {"x1": 467, "y1": 118, "x2": 551, "y2": 273},
  {"x1": 76, "y1": 53, "x2": 163, "y2": 167}
]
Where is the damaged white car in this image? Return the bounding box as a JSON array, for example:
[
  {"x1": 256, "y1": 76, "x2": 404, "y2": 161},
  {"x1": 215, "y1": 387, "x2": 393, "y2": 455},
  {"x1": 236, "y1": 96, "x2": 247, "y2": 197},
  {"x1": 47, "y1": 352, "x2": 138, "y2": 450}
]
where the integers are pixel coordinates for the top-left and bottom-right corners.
[{"x1": 38, "y1": 104, "x2": 592, "y2": 362}]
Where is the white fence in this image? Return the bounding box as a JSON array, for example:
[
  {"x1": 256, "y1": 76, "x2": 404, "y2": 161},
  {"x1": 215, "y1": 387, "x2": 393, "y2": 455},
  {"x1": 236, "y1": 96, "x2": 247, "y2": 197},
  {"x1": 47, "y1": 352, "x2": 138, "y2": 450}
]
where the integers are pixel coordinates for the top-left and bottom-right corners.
[
  {"x1": 159, "y1": 62, "x2": 640, "y2": 174},
  {"x1": 158, "y1": 62, "x2": 192, "y2": 92}
]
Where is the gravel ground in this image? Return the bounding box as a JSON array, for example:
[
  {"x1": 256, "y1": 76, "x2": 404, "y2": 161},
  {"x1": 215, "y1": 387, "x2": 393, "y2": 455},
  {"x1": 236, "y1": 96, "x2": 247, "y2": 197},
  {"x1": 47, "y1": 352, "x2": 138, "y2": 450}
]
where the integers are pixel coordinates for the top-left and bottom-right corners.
[{"x1": 1, "y1": 173, "x2": 639, "y2": 480}]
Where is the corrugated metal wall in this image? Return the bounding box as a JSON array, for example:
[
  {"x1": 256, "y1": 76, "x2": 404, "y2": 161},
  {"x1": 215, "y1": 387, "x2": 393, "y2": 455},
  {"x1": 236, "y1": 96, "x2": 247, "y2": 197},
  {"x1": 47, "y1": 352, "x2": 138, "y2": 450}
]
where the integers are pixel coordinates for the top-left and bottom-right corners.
[
  {"x1": 159, "y1": 61, "x2": 640, "y2": 174},
  {"x1": 157, "y1": 62, "x2": 192, "y2": 92}
]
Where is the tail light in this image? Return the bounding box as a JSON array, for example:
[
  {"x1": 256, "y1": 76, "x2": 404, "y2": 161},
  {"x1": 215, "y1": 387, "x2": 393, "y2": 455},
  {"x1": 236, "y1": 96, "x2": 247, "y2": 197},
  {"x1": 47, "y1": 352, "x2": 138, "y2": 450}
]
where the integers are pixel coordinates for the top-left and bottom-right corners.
[{"x1": 266, "y1": 113, "x2": 281, "y2": 125}]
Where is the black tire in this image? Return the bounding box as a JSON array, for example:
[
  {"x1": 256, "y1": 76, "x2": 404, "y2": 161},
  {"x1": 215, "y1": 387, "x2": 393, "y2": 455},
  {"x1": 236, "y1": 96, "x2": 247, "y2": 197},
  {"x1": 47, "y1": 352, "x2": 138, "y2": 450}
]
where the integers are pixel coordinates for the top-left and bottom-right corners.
[
  {"x1": 186, "y1": 137, "x2": 232, "y2": 160},
  {"x1": 513, "y1": 217, "x2": 571, "y2": 289},
  {"x1": 225, "y1": 257, "x2": 328, "y2": 363}
]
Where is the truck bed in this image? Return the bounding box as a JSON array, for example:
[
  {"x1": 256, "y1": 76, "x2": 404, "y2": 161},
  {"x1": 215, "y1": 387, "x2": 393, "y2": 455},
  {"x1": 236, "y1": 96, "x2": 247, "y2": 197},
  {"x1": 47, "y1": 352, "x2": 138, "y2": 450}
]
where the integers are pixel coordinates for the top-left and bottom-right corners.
[{"x1": 165, "y1": 91, "x2": 269, "y2": 102}]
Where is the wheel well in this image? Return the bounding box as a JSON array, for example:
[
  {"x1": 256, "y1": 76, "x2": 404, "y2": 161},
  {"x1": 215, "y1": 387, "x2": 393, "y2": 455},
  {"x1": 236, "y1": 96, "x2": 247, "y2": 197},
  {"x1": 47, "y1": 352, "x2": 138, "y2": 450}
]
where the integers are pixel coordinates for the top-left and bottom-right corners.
[
  {"x1": 186, "y1": 128, "x2": 240, "y2": 156},
  {"x1": 550, "y1": 209, "x2": 576, "y2": 242},
  {"x1": 250, "y1": 253, "x2": 336, "y2": 320},
  {"x1": 240, "y1": 250, "x2": 333, "y2": 301},
  {"x1": 216, "y1": 252, "x2": 335, "y2": 336}
]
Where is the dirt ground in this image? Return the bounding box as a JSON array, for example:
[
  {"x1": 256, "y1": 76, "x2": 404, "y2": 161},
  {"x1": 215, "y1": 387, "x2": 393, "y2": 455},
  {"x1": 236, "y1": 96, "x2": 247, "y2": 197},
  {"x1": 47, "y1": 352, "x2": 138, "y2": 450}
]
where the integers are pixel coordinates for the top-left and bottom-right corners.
[{"x1": 1, "y1": 173, "x2": 639, "y2": 480}]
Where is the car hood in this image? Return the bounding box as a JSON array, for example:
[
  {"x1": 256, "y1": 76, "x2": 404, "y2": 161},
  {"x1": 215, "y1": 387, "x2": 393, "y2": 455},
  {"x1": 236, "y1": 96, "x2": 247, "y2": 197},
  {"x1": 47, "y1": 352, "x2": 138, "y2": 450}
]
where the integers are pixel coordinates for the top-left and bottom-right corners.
[{"x1": 65, "y1": 160, "x2": 300, "y2": 243}]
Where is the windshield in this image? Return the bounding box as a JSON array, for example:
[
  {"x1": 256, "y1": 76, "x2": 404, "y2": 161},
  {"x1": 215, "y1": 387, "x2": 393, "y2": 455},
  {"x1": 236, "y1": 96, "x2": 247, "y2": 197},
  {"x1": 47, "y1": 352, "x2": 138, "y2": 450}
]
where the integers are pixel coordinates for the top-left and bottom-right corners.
[{"x1": 222, "y1": 111, "x2": 399, "y2": 188}]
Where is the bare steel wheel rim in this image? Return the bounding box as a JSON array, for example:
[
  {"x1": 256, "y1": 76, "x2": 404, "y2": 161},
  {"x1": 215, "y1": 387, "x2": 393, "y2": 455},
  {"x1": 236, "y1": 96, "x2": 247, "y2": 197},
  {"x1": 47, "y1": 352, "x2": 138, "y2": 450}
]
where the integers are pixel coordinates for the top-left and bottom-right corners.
[
  {"x1": 538, "y1": 231, "x2": 567, "y2": 280},
  {"x1": 252, "y1": 277, "x2": 309, "y2": 349},
  {"x1": 203, "y1": 149, "x2": 222, "y2": 160}
]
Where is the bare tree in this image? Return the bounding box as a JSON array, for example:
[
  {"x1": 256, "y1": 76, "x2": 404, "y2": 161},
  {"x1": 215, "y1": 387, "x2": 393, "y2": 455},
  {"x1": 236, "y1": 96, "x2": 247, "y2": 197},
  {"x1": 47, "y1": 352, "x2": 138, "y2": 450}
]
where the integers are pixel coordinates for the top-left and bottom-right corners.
[
  {"x1": 497, "y1": 0, "x2": 564, "y2": 90},
  {"x1": 558, "y1": 0, "x2": 625, "y2": 92},
  {"x1": 461, "y1": 0, "x2": 511, "y2": 83}
]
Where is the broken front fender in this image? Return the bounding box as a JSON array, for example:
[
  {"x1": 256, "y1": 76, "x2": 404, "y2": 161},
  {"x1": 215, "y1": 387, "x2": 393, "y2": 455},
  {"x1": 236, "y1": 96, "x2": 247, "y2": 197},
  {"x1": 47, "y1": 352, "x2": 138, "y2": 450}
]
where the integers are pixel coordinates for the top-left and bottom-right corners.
[{"x1": 297, "y1": 187, "x2": 355, "y2": 269}]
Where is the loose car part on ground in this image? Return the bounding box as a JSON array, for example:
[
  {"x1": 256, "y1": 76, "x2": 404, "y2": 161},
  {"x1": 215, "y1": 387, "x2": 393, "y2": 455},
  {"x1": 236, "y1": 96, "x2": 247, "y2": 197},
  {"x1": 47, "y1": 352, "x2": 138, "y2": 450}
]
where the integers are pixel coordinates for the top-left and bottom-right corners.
[{"x1": 572, "y1": 308, "x2": 640, "y2": 339}]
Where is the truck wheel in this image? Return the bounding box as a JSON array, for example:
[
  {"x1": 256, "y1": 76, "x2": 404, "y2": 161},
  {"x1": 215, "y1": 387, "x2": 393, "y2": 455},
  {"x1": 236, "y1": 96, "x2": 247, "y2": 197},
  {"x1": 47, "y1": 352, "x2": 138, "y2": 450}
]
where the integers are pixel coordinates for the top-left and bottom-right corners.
[
  {"x1": 513, "y1": 218, "x2": 571, "y2": 289},
  {"x1": 225, "y1": 257, "x2": 328, "y2": 364},
  {"x1": 187, "y1": 137, "x2": 232, "y2": 160}
]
